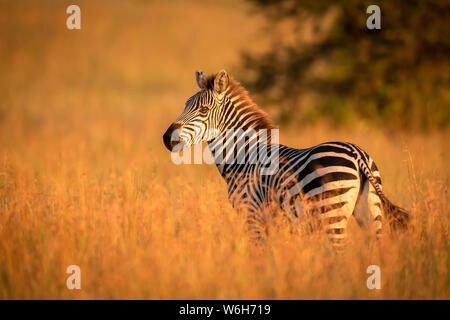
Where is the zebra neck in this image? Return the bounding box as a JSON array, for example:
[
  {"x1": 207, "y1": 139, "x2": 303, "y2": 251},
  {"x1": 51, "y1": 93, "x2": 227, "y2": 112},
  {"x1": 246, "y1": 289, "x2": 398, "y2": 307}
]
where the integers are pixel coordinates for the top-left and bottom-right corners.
[{"x1": 207, "y1": 128, "x2": 276, "y2": 177}]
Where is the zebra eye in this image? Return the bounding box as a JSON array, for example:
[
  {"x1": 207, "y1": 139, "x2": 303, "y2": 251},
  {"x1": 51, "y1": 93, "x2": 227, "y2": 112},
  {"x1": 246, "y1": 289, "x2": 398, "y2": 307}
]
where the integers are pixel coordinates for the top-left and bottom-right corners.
[{"x1": 199, "y1": 106, "x2": 209, "y2": 114}]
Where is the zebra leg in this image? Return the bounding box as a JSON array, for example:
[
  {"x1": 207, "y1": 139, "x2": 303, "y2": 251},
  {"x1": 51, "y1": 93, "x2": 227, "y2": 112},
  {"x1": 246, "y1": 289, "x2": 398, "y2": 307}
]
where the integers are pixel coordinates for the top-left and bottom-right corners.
[
  {"x1": 246, "y1": 206, "x2": 268, "y2": 243},
  {"x1": 229, "y1": 189, "x2": 268, "y2": 243},
  {"x1": 353, "y1": 180, "x2": 383, "y2": 239},
  {"x1": 318, "y1": 186, "x2": 359, "y2": 249}
]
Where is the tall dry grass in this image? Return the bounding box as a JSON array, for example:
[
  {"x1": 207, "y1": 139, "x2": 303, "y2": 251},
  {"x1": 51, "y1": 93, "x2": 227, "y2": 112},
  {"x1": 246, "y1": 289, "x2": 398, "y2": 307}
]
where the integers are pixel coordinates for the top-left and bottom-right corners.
[{"x1": 0, "y1": 0, "x2": 448, "y2": 299}]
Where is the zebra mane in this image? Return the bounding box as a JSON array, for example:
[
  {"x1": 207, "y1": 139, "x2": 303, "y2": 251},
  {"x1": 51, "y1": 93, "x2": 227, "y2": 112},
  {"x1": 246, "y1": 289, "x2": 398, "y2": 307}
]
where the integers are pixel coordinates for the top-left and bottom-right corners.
[{"x1": 205, "y1": 74, "x2": 277, "y2": 130}]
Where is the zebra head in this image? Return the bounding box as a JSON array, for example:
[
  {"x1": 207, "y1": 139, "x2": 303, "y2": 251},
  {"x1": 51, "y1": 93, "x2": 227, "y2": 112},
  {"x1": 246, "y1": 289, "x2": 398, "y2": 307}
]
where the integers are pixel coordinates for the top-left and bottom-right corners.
[{"x1": 163, "y1": 69, "x2": 230, "y2": 151}]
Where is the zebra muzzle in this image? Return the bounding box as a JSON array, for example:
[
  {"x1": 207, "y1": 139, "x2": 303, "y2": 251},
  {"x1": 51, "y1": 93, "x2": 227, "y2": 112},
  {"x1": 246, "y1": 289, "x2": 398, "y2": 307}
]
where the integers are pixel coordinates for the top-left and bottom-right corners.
[{"x1": 163, "y1": 122, "x2": 183, "y2": 151}]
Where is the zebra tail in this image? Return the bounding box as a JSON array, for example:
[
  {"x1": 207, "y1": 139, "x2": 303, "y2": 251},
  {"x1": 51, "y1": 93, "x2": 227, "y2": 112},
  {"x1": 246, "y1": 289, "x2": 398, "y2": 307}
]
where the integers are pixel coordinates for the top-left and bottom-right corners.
[
  {"x1": 356, "y1": 153, "x2": 410, "y2": 230},
  {"x1": 380, "y1": 197, "x2": 410, "y2": 231}
]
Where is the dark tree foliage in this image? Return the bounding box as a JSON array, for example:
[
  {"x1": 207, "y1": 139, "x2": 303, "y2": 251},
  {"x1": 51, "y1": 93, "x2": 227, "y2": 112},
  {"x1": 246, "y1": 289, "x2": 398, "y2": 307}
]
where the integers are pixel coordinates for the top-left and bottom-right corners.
[{"x1": 241, "y1": 0, "x2": 450, "y2": 130}]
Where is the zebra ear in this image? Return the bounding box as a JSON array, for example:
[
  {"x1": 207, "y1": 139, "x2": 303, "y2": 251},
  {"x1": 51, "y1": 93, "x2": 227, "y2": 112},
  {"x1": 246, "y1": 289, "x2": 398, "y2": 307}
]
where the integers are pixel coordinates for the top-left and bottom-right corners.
[
  {"x1": 214, "y1": 69, "x2": 229, "y2": 94},
  {"x1": 196, "y1": 70, "x2": 208, "y2": 89}
]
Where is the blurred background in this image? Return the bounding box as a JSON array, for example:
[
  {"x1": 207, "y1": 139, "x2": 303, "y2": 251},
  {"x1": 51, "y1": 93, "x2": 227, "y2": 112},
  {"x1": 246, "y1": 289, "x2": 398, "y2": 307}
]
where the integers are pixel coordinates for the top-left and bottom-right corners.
[
  {"x1": 242, "y1": 0, "x2": 450, "y2": 131},
  {"x1": 0, "y1": 0, "x2": 448, "y2": 299}
]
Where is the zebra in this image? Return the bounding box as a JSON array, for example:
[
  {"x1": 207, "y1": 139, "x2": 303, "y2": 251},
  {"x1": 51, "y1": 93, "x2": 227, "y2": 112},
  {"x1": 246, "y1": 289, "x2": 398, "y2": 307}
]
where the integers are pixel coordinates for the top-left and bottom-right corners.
[{"x1": 163, "y1": 69, "x2": 409, "y2": 247}]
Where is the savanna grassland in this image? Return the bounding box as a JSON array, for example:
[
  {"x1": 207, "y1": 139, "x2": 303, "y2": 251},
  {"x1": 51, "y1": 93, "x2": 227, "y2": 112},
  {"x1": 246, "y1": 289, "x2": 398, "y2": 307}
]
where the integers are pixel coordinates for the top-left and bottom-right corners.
[{"x1": 0, "y1": 0, "x2": 448, "y2": 299}]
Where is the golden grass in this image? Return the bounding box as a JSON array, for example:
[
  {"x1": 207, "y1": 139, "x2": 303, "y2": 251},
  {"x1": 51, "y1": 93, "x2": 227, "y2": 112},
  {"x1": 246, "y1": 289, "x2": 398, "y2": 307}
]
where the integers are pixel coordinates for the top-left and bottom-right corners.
[{"x1": 0, "y1": 0, "x2": 448, "y2": 299}]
